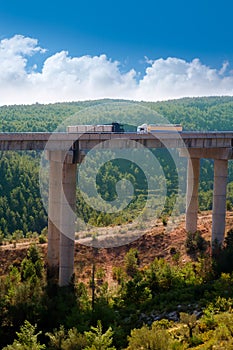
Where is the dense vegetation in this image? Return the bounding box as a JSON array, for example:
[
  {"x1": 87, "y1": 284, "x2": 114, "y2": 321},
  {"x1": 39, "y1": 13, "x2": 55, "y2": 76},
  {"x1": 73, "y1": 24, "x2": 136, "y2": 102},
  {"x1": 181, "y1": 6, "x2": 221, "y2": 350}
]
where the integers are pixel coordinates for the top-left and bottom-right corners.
[
  {"x1": 1, "y1": 96, "x2": 233, "y2": 132},
  {"x1": 0, "y1": 152, "x2": 47, "y2": 239},
  {"x1": 1, "y1": 237, "x2": 233, "y2": 349},
  {"x1": 0, "y1": 96, "x2": 233, "y2": 348}
]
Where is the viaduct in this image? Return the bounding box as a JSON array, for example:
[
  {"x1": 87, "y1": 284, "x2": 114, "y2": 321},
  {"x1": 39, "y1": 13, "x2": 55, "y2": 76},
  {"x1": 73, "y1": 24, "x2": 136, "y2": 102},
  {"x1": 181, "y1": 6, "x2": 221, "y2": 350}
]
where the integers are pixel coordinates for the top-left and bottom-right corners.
[{"x1": 0, "y1": 131, "x2": 232, "y2": 286}]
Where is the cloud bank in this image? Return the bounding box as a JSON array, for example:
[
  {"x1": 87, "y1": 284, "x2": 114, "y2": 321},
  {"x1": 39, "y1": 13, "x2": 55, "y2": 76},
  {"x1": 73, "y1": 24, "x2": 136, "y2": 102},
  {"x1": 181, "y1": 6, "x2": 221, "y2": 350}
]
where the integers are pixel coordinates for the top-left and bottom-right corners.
[{"x1": 0, "y1": 35, "x2": 233, "y2": 105}]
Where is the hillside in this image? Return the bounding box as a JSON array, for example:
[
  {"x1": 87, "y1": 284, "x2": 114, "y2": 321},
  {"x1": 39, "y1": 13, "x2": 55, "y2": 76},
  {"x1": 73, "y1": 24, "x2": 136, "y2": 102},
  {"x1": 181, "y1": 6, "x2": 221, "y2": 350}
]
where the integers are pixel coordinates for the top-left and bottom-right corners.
[
  {"x1": 1, "y1": 211, "x2": 233, "y2": 283},
  {"x1": 1, "y1": 96, "x2": 233, "y2": 132}
]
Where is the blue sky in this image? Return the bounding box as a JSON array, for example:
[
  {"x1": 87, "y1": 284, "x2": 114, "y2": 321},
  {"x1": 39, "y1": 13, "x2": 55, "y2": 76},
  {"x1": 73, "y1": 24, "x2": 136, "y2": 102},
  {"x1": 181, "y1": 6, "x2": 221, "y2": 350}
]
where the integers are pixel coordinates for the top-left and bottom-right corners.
[{"x1": 0, "y1": 0, "x2": 233, "y2": 105}]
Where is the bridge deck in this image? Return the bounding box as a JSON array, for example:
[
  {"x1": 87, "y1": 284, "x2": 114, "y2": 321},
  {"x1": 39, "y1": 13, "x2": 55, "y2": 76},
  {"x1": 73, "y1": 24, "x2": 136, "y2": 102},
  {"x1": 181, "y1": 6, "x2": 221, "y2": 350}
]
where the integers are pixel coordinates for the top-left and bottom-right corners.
[{"x1": 0, "y1": 132, "x2": 232, "y2": 150}]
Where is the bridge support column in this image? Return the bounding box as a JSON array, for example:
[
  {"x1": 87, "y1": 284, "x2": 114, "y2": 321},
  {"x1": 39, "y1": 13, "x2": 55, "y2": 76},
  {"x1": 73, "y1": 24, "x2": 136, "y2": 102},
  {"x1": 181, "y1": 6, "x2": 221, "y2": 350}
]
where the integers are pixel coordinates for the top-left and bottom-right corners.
[
  {"x1": 212, "y1": 159, "x2": 228, "y2": 246},
  {"x1": 186, "y1": 157, "x2": 200, "y2": 233},
  {"x1": 47, "y1": 151, "x2": 77, "y2": 286},
  {"x1": 59, "y1": 161, "x2": 77, "y2": 286},
  {"x1": 47, "y1": 158, "x2": 62, "y2": 280}
]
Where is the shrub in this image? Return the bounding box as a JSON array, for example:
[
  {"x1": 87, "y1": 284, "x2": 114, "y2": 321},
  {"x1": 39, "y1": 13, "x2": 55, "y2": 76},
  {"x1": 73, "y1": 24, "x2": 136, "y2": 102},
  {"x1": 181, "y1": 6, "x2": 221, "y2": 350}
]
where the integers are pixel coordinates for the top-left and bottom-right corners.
[
  {"x1": 124, "y1": 248, "x2": 139, "y2": 277},
  {"x1": 21, "y1": 245, "x2": 44, "y2": 280},
  {"x1": 112, "y1": 266, "x2": 127, "y2": 285},
  {"x1": 126, "y1": 322, "x2": 183, "y2": 350},
  {"x1": 46, "y1": 326, "x2": 87, "y2": 350},
  {"x1": 213, "y1": 229, "x2": 233, "y2": 274},
  {"x1": 185, "y1": 231, "x2": 207, "y2": 255},
  {"x1": 38, "y1": 234, "x2": 47, "y2": 244},
  {"x1": 84, "y1": 320, "x2": 116, "y2": 350},
  {"x1": 2, "y1": 320, "x2": 45, "y2": 350}
]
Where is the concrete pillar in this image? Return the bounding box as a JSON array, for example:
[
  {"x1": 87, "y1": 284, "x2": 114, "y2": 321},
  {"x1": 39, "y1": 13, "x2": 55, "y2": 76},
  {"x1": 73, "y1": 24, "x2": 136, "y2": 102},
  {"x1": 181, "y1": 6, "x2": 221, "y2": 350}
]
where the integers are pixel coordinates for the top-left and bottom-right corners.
[
  {"x1": 59, "y1": 162, "x2": 77, "y2": 286},
  {"x1": 47, "y1": 150, "x2": 77, "y2": 286},
  {"x1": 212, "y1": 159, "x2": 228, "y2": 246},
  {"x1": 47, "y1": 158, "x2": 62, "y2": 280},
  {"x1": 186, "y1": 157, "x2": 200, "y2": 233}
]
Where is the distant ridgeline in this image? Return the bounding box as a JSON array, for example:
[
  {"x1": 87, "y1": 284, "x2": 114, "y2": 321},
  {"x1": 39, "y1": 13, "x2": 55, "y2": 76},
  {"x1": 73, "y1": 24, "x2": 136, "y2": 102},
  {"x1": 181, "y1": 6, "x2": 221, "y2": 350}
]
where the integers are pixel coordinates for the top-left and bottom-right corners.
[
  {"x1": 0, "y1": 96, "x2": 233, "y2": 236},
  {"x1": 1, "y1": 96, "x2": 233, "y2": 132}
]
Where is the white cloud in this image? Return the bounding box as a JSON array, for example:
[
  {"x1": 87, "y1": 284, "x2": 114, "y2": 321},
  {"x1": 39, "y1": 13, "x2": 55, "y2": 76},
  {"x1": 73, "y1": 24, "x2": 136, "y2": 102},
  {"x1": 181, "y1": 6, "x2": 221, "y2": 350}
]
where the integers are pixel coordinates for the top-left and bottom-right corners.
[
  {"x1": 30, "y1": 51, "x2": 137, "y2": 101},
  {"x1": 0, "y1": 34, "x2": 45, "y2": 56},
  {"x1": 0, "y1": 35, "x2": 233, "y2": 105},
  {"x1": 0, "y1": 35, "x2": 45, "y2": 83},
  {"x1": 136, "y1": 57, "x2": 233, "y2": 100}
]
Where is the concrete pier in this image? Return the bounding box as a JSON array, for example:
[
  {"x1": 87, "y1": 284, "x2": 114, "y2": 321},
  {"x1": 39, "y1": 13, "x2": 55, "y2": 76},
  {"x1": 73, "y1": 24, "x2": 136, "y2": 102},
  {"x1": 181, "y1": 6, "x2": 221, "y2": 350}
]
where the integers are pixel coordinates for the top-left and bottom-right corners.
[
  {"x1": 186, "y1": 157, "x2": 200, "y2": 233},
  {"x1": 47, "y1": 151, "x2": 77, "y2": 286},
  {"x1": 47, "y1": 158, "x2": 62, "y2": 279},
  {"x1": 212, "y1": 159, "x2": 228, "y2": 245},
  {"x1": 180, "y1": 147, "x2": 231, "y2": 248},
  {"x1": 59, "y1": 162, "x2": 77, "y2": 286}
]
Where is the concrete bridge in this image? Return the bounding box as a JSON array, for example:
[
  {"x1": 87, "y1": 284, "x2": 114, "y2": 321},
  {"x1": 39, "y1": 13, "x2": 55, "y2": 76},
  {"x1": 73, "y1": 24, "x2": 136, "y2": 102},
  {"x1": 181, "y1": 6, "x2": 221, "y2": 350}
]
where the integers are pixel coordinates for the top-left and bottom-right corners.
[{"x1": 0, "y1": 131, "x2": 233, "y2": 285}]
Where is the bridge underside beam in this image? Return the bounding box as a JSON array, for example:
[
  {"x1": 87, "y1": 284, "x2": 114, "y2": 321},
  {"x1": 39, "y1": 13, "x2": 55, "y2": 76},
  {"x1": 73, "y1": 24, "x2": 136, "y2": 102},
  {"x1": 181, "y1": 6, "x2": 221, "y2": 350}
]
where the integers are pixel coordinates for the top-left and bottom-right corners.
[{"x1": 180, "y1": 147, "x2": 232, "y2": 160}]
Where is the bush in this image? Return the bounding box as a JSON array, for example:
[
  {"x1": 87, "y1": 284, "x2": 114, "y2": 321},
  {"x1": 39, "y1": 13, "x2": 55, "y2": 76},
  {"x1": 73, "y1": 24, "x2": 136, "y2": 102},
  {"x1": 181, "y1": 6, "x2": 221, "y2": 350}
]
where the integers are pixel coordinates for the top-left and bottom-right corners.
[
  {"x1": 21, "y1": 245, "x2": 44, "y2": 280},
  {"x1": 2, "y1": 320, "x2": 45, "y2": 350},
  {"x1": 112, "y1": 266, "x2": 127, "y2": 285},
  {"x1": 124, "y1": 248, "x2": 139, "y2": 277},
  {"x1": 185, "y1": 231, "x2": 207, "y2": 255},
  {"x1": 84, "y1": 320, "x2": 116, "y2": 350},
  {"x1": 38, "y1": 234, "x2": 47, "y2": 244},
  {"x1": 46, "y1": 326, "x2": 87, "y2": 350},
  {"x1": 213, "y1": 229, "x2": 233, "y2": 274},
  {"x1": 126, "y1": 322, "x2": 182, "y2": 350}
]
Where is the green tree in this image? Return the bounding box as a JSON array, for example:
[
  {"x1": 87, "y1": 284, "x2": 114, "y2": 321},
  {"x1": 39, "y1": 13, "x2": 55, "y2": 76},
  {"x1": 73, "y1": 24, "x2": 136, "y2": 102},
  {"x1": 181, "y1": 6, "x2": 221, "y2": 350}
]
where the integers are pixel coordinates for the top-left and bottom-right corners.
[
  {"x1": 124, "y1": 248, "x2": 139, "y2": 277},
  {"x1": 21, "y1": 245, "x2": 44, "y2": 281},
  {"x1": 84, "y1": 320, "x2": 116, "y2": 350},
  {"x1": 179, "y1": 312, "x2": 197, "y2": 338},
  {"x1": 62, "y1": 328, "x2": 87, "y2": 350},
  {"x1": 2, "y1": 320, "x2": 45, "y2": 350},
  {"x1": 46, "y1": 325, "x2": 66, "y2": 349}
]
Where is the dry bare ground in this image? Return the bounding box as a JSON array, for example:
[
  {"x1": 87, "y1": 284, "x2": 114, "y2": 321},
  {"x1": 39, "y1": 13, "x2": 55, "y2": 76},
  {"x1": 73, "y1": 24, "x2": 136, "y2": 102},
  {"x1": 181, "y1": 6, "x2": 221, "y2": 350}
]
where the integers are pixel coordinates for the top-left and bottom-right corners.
[{"x1": 0, "y1": 211, "x2": 233, "y2": 284}]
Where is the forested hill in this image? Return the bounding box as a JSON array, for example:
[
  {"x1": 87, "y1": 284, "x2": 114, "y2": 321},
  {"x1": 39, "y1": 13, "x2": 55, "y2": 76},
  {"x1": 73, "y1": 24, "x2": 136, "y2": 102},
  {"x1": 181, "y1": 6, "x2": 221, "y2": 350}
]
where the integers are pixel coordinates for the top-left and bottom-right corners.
[
  {"x1": 1, "y1": 96, "x2": 233, "y2": 132},
  {"x1": 0, "y1": 96, "x2": 233, "y2": 238}
]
